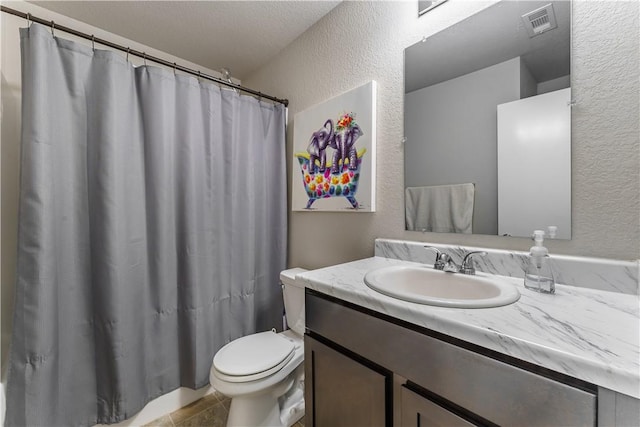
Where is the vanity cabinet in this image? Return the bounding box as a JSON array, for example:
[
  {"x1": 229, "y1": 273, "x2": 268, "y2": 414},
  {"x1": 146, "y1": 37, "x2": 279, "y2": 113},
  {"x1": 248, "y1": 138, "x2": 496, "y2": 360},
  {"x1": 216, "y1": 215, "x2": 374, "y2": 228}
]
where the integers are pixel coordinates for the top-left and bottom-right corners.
[{"x1": 304, "y1": 289, "x2": 599, "y2": 427}]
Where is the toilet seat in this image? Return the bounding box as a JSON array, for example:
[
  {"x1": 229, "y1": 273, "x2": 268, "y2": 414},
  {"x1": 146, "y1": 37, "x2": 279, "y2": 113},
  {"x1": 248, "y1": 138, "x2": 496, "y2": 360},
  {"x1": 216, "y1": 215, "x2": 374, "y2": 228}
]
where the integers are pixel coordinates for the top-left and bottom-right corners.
[{"x1": 213, "y1": 331, "x2": 295, "y2": 383}]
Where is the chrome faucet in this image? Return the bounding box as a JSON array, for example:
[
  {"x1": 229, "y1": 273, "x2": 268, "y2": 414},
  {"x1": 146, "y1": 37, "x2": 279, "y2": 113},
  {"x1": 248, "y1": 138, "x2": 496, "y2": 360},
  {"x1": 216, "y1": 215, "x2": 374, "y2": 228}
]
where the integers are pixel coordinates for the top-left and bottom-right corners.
[
  {"x1": 424, "y1": 246, "x2": 458, "y2": 272},
  {"x1": 459, "y1": 251, "x2": 488, "y2": 275},
  {"x1": 424, "y1": 247, "x2": 487, "y2": 275}
]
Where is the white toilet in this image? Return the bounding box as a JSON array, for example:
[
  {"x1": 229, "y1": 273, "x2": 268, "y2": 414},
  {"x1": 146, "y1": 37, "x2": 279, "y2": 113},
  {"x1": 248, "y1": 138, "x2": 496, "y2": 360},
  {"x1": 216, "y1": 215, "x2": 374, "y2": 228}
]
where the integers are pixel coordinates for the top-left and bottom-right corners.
[{"x1": 210, "y1": 268, "x2": 307, "y2": 427}]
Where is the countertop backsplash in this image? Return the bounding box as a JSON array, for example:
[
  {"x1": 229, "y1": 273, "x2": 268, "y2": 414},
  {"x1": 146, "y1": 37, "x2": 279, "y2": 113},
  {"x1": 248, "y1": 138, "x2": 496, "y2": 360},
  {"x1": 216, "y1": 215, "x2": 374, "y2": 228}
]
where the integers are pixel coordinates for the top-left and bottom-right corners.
[{"x1": 375, "y1": 239, "x2": 639, "y2": 295}]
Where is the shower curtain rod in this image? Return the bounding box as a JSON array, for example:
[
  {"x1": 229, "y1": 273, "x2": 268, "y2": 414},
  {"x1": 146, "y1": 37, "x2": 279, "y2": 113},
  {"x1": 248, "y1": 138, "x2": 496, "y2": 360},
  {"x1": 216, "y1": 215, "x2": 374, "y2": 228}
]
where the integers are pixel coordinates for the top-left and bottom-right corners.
[{"x1": 1, "y1": 5, "x2": 289, "y2": 107}]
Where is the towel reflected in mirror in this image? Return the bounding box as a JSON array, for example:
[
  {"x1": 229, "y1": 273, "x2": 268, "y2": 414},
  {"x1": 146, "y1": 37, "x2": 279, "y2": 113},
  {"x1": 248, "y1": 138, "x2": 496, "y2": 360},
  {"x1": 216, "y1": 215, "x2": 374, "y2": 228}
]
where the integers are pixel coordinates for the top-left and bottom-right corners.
[{"x1": 405, "y1": 183, "x2": 475, "y2": 233}]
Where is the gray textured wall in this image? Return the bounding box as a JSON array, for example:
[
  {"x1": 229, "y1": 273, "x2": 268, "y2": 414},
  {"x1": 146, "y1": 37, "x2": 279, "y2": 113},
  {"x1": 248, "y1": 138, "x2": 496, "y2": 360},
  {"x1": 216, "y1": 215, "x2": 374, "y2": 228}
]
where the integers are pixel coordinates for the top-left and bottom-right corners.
[
  {"x1": 405, "y1": 57, "x2": 522, "y2": 235},
  {"x1": 245, "y1": 1, "x2": 639, "y2": 268}
]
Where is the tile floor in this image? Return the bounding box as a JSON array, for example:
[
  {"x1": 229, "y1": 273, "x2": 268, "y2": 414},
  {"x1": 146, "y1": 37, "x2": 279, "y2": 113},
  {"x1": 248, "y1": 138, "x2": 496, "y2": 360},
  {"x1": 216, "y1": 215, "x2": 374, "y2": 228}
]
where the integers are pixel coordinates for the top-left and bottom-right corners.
[{"x1": 143, "y1": 392, "x2": 304, "y2": 427}]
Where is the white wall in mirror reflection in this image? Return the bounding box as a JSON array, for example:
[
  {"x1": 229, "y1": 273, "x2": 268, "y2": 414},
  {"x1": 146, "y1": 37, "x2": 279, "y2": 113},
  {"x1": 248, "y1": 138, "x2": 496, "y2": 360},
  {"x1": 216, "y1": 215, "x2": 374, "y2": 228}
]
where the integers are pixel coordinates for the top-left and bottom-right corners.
[
  {"x1": 497, "y1": 88, "x2": 571, "y2": 239},
  {"x1": 404, "y1": 0, "x2": 571, "y2": 238}
]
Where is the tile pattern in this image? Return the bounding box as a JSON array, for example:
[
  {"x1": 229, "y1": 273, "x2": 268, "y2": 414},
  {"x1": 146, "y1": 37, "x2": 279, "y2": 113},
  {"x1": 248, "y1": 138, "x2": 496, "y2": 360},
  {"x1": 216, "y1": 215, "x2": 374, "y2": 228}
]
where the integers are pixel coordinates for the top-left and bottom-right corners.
[
  {"x1": 143, "y1": 392, "x2": 228, "y2": 427},
  {"x1": 144, "y1": 391, "x2": 305, "y2": 427}
]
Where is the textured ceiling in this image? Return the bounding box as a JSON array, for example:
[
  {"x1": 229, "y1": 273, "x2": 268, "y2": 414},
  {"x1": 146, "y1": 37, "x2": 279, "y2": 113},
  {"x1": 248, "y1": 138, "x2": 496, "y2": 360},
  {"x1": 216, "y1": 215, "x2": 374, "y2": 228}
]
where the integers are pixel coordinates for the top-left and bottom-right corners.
[{"x1": 30, "y1": 1, "x2": 341, "y2": 80}]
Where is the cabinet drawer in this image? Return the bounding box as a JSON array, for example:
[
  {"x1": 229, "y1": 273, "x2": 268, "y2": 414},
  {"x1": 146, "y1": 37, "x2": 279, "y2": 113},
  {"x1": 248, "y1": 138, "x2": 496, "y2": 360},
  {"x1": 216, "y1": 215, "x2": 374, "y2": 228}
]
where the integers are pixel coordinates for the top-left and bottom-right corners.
[{"x1": 306, "y1": 291, "x2": 597, "y2": 427}]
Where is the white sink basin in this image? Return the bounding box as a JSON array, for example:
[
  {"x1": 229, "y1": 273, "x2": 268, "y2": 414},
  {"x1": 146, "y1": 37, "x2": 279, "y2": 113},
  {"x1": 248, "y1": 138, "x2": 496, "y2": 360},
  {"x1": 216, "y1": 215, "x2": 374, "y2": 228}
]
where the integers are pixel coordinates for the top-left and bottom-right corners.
[{"x1": 364, "y1": 265, "x2": 520, "y2": 308}]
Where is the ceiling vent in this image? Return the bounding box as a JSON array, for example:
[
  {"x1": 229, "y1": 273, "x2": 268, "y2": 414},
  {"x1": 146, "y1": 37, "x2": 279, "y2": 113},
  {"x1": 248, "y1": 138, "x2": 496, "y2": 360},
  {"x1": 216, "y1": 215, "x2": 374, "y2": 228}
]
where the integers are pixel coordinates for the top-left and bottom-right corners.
[{"x1": 521, "y1": 3, "x2": 558, "y2": 37}]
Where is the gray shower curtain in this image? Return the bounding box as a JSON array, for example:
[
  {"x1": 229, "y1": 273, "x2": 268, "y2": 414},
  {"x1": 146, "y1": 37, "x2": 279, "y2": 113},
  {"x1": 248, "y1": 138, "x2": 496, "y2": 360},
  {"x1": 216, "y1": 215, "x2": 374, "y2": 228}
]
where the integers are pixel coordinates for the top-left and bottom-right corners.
[{"x1": 6, "y1": 24, "x2": 287, "y2": 426}]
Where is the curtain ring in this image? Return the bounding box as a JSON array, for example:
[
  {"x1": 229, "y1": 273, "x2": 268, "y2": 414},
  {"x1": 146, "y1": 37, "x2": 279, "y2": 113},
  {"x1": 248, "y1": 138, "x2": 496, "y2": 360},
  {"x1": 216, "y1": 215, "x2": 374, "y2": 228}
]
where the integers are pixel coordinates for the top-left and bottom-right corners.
[
  {"x1": 91, "y1": 35, "x2": 95, "y2": 51},
  {"x1": 198, "y1": 70, "x2": 201, "y2": 81},
  {"x1": 26, "y1": 13, "x2": 32, "y2": 29},
  {"x1": 126, "y1": 47, "x2": 130, "y2": 63},
  {"x1": 143, "y1": 52, "x2": 147, "y2": 66},
  {"x1": 50, "y1": 20, "x2": 55, "y2": 36},
  {"x1": 173, "y1": 62, "x2": 177, "y2": 75}
]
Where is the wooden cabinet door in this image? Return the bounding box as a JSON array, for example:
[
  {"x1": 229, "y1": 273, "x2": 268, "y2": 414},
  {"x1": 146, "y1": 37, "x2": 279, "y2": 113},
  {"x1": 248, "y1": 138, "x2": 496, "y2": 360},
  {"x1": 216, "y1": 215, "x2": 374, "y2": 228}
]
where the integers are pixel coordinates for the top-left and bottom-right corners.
[
  {"x1": 305, "y1": 335, "x2": 389, "y2": 427},
  {"x1": 401, "y1": 386, "x2": 475, "y2": 427}
]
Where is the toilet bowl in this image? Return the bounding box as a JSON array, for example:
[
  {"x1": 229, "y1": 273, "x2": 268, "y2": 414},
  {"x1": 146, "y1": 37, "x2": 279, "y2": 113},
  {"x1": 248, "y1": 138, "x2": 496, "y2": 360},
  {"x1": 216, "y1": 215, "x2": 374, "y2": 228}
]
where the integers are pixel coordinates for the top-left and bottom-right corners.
[{"x1": 210, "y1": 268, "x2": 307, "y2": 427}]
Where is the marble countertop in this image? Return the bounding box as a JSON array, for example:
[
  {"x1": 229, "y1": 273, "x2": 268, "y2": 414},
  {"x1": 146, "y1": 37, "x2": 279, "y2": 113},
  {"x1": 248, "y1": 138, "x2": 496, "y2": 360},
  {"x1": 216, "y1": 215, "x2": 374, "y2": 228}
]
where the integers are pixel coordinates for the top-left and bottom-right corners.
[{"x1": 298, "y1": 256, "x2": 640, "y2": 399}]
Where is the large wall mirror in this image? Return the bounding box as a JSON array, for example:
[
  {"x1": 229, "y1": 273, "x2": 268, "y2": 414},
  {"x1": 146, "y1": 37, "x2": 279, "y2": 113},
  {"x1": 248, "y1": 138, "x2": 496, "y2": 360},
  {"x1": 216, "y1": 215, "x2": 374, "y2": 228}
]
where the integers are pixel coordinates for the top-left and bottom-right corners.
[{"x1": 404, "y1": 1, "x2": 571, "y2": 239}]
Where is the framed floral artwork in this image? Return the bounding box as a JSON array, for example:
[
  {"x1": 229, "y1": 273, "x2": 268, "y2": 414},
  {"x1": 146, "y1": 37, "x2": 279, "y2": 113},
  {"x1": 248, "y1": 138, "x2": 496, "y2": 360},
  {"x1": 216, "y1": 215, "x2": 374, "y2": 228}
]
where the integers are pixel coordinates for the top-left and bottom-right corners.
[{"x1": 292, "y1": 81, "x2": 376, "y2": 212}]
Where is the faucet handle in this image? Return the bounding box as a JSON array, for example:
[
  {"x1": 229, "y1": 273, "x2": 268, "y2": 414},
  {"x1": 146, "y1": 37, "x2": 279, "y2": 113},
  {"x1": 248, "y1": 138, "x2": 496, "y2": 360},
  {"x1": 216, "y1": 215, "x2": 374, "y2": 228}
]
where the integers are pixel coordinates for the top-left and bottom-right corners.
[
  {"x1": 460, "y1": 251, "x2": 487, "y2": 275},
  {"x1": 424, "y1": 246, "x2": 446, "y2": 270}
]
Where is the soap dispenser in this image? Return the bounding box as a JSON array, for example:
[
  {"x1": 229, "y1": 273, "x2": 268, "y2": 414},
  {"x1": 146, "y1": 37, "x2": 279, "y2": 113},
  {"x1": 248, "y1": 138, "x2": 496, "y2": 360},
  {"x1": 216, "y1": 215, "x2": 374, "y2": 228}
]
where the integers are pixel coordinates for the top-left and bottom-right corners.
[{"x1": 524, "y1": 230, "x2": 555, "y2": 294}]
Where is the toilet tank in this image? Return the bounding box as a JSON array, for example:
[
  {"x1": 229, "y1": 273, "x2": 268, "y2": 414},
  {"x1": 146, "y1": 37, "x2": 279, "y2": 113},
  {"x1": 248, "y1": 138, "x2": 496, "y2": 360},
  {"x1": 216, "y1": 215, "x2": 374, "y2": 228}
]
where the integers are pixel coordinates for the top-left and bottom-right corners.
[{"x1": 280, "y1": 268, "x2": 308, "y2": 336}]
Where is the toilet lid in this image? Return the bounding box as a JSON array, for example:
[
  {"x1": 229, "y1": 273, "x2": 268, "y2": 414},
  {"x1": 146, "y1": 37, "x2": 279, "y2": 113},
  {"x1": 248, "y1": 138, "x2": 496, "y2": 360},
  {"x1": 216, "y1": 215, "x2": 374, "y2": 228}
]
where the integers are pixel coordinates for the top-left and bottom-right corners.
[{"x1": 213, "y1": 331, "x2": 295, "y2": 379}]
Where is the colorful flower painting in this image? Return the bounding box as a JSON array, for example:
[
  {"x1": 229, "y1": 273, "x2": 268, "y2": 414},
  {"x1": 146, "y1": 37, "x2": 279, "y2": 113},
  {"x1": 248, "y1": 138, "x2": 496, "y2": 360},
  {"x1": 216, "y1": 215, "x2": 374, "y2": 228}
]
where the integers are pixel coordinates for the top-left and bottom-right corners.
[{"x1": 292, "y1": 81, "x2": 376, "y2": 212}]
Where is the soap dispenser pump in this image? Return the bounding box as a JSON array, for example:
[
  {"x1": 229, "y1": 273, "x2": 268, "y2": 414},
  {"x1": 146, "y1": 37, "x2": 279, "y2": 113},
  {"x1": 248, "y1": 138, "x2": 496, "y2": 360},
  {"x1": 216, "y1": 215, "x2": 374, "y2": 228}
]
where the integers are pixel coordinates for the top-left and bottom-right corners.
[{"x1": 524, "y1": 230, "x2": 555, "y2": 294}]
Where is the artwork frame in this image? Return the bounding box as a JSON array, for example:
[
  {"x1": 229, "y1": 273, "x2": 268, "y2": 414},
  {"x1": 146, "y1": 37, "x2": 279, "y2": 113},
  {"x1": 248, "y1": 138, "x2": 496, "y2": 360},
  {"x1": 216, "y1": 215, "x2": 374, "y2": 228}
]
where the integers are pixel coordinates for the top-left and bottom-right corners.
[{"x1": 292, "y1": 81, "x2": 376, "y2": 212}]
